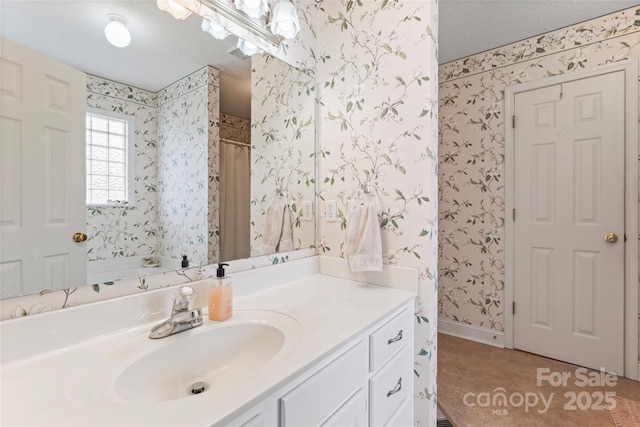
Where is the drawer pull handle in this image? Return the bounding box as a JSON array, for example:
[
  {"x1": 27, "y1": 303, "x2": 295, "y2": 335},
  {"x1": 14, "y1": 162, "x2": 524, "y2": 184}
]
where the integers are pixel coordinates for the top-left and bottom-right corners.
[
  {"x1": 387, "y1": 330, "x2": 403, "y2": 345},
  {"x1": 387, "y1": 378, "x2": 402, "y2": 397}
]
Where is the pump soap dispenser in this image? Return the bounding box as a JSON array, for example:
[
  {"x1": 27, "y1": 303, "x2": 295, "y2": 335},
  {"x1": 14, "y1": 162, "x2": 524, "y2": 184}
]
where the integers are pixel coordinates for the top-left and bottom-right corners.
[{"x1": 208, "y1": 263, "x2": 232, "y2": 321}]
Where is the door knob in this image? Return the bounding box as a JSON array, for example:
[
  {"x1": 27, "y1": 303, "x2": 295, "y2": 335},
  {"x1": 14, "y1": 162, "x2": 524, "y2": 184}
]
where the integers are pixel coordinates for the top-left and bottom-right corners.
[
  {"x1": 72, "y1": 232, "x2": 87, "y2": 243},
  {"x1": 604, "y1": 233, "x2": 618, "y2": 243}
]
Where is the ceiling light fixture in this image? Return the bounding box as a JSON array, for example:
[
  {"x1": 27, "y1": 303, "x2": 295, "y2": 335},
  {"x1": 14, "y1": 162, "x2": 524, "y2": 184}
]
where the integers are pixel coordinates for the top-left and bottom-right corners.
[
  {"x1": 234, "y1": 0, "x2": 269, "y2": 19},
  {"x1": 270, "y1": 0, "x2": 300, "y2": 39},
  {"x1": 202, "y1": 17, "x2": 231, "y2": 40},
  {"x1": 157, "y1": 0, "x2": 193, "y2": 20},
  {"x1": 104, "y1": 15, "x2": 131, "y2": 48}
]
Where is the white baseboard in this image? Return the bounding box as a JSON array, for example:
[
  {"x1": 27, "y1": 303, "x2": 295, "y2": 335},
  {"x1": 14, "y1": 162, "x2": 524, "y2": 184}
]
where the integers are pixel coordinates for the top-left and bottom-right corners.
[{"x1": 438, "y1": 319, "x2": 504, "y2": 348}]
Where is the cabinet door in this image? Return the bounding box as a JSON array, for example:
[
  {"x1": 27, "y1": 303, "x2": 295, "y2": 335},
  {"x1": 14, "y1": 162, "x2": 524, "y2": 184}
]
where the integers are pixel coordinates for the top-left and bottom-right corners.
[
  {"x1": 240, "y1": 413, "x2": 265, "y2": 427},
  {"x1": 384, "y1": 397, "x2": 412, "y2": 427},
  {"x1": 280, "y1": 341, "x2": 367, "y2": 427},
  {"x1": 223, "y1": 398, "x2": 277, "y2": 427},
  {"x1": 321, "y1": 388, "x2": 367, "y2": 427}
]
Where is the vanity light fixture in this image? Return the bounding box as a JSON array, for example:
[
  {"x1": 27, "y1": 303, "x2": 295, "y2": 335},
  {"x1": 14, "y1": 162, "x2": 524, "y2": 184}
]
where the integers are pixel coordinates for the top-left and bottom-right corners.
[
  {"x1": 270, "y1": 0, "x2": 300, "y2": 39},
  {"x1": 202, "y1": 17, "x2": 231, "y2": 40},
  {"x1": 234, "y1": 0, "x2": 269, "y2": 19},
  {"x1": 157, "y1": 0, "x2": 193, "y2": 20},
  {"x1": 237, "y1": 38, "x2": 262, "y2": 56},
  {"x1": 104, "y1": 15, "x2": 131, "y2": 48},
  {"x1": 161, "y1": 0, "x2": 301, "y2": 55}
]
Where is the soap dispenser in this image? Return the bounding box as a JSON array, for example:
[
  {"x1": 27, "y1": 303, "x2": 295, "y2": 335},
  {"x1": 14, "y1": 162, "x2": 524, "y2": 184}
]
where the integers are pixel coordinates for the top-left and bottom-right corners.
[{"x1": 208, "y1": 263, "x2": 232, "y2": 321}]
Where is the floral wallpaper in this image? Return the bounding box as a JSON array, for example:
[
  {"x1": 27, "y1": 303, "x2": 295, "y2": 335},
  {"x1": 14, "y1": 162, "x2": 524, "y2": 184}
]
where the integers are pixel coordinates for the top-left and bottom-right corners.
[
  {"x1": 316, "y1": 1, "x2": 439, "y2": 425},
  {"x1": 250, "y1": 53, "x2": 316, "y2": 257},
  {"x1": 220, "y1": 113, "x2": 250, "y2": 144},
  {"x1": 157, "y1": 66, "x2": 220, "y2": 267},
  {"x1": 85, "y1": 75, "x2": 160, "y2": 261},
  {"x1": 438, "y1": 8, "x2": 640, "y2": 338}
]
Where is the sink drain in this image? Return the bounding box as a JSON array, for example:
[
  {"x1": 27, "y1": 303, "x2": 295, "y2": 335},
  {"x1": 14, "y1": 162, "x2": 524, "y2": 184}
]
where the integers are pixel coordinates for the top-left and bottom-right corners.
[{"x1": 190, "y1": 381, "x2": 208, "y2": 395}]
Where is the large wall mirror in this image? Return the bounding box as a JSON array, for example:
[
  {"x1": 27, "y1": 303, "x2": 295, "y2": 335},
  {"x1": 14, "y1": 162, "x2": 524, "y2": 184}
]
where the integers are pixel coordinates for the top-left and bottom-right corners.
[{"x1": 0, "y1": 0, "x2": 316, "y2": 299}]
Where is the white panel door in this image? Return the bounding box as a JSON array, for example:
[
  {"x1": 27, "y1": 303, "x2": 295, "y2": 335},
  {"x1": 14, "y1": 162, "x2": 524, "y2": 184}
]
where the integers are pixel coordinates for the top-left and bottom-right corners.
[
  {"x1": 0, "y1": 38, "x2": 86, "y2": 298},
  {"x1": 514, "y1": 71, "x2": 625, "y2": 374}
]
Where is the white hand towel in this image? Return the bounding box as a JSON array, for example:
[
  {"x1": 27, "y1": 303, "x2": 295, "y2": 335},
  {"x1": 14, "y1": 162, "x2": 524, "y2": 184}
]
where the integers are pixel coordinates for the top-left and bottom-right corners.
[
  {"x1": 346, "y1": 201, "x2": 383, "y2": 272},
  {"x1": 261, "y1": 199, "x2": 294, "y2": 254},
  {"x1": 262, "y1": 199, "x2": 286, "y2": 254},
  {"x1": 279, "y1": 204, "x2": 294, "y2": 252}
]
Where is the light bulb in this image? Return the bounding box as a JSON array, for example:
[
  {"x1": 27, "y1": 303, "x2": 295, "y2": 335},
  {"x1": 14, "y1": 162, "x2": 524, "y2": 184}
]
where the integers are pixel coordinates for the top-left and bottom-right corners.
[
  {"x1": 234, "y1": 0, "x2": 268, "y2": 19},
  {"x1": 270, "y1": 0, "x2": 300, "y2": 39},
  {"x1": 156, "y1": 0, "x2": 192, "y2": 20},
  {"x1": 104, "y1": 17, "x2": 131, "y2": 48},
  {"x1": 167, "y1": 0, "x2": 186, "y2": 11},
  {"x1": 202, "y1": 18, "x2": 231, "y2": 40},
  {"x1": 237, "y1": 38, "x2": 261, "y2": 56},
  {"x1": 279, "y1": 20, "x2": 293, "y2": 32}
]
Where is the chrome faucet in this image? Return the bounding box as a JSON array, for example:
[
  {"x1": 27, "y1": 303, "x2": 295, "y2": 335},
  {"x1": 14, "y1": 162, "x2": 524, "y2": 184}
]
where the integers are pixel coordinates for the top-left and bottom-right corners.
[{"x1": 149, "y1": 286, "x2": 203, "y2": 339}]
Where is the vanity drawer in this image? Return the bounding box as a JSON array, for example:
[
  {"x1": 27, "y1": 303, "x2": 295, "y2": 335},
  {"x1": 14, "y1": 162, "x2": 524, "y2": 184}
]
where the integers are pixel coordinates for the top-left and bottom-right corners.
[
  {"x1": 369, "y1": 345, "x2": 412, "y2": 427},
  {"x1": 369, "y1": 308, "x2": 411, "y2": 372},
  {"x1": 280, "y1": 341, "x2": 367, "y2": 427}
]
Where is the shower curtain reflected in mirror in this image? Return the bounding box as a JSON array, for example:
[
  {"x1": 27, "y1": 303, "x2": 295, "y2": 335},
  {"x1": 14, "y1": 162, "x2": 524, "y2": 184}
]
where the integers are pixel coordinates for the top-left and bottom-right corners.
[{"x1": 220, "y1": 140, "x2": 251, "y2": 261}]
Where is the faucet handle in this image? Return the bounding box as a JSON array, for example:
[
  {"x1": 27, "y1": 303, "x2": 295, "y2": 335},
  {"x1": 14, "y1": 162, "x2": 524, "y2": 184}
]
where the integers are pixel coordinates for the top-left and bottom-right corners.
[{"x1": 172, "y1": 286, "x2": 194, "y2": 315}]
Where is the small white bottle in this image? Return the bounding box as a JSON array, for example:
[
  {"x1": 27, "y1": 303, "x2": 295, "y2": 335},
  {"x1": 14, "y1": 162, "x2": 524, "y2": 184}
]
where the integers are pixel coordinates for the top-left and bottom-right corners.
[{"x1": 208, "y1": 263, "x2": 232, "y2": 321}]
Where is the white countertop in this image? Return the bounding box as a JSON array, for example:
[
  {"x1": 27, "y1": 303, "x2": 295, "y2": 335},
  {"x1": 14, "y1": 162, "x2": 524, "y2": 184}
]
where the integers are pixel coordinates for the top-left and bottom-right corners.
[{"x1": 0, "y1": 259, "x2": 416, "y2": 426}]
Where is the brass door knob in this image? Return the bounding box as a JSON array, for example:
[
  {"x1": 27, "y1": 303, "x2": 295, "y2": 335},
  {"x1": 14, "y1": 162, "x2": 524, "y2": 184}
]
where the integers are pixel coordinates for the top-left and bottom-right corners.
[
  {"x1": 72, "y1": 232, "x2": 87, "y2": 243},
  {"x1": 604, "y1": 233, "x2": 618, "y2": 243}
]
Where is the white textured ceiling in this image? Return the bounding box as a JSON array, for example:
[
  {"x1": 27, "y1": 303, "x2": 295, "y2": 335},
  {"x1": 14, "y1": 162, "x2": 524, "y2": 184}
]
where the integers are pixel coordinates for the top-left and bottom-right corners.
[{"x1": 439, "y1": 0, "x2": 640, "y2": 64}]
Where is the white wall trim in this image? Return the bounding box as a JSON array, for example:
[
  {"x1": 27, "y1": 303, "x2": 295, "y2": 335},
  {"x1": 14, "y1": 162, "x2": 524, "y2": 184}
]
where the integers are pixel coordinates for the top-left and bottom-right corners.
[
  {"x1": 504, "y1": 59, "x2": 639, "y2": 380},
  {"x1": 438, "y1": 319, "x2": 504, "y2": 348}
]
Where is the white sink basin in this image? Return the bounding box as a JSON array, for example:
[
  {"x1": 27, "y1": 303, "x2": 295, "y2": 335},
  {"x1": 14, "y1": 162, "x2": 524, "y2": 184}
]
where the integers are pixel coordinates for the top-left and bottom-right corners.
[{"x1": 67, "y1": 310, "x2": 301, "y2": 407}]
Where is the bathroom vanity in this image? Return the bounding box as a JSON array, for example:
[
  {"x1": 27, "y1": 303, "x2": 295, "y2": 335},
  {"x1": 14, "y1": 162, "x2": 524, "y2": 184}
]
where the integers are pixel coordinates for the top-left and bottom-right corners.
[
  {"x1": 228, "y1": 299, "x2": 414, "y2": 427},
  {"x1": 0, "y1": 257, "x2": 417, "y2": 426}
]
